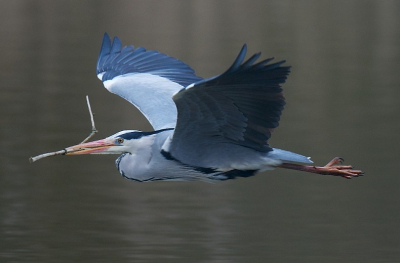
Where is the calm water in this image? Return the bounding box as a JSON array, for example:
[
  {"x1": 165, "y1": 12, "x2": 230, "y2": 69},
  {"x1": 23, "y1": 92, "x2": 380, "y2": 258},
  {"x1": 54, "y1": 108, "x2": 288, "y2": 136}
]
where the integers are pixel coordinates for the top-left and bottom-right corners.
[{"x1": 1, "y1": 1, "x2": 400, "y2": 262}]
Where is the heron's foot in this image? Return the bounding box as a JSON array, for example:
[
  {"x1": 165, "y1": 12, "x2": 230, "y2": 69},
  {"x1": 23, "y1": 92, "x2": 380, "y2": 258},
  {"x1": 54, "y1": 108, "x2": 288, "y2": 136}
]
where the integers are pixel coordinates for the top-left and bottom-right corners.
[
  {"x1": 316, "y1": 157, "x2": 364, "y2": 179},
  {"x1": 278, "y1": 157, "x2": 364, "y2": 179}
]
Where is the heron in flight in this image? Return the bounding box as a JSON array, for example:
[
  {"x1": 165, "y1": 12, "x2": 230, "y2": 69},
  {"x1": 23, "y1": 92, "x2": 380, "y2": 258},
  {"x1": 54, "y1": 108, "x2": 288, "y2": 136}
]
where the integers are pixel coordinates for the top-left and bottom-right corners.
[{"x1": 64, "y1": 33, "x2": 363, "y2": 182}]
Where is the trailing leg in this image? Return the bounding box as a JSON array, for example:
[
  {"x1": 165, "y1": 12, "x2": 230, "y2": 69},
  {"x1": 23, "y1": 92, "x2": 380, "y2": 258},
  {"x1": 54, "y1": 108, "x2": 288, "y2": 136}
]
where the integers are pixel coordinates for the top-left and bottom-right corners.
[{"x1": 278, "y1": 157, "x2": 364, "y2": 179}]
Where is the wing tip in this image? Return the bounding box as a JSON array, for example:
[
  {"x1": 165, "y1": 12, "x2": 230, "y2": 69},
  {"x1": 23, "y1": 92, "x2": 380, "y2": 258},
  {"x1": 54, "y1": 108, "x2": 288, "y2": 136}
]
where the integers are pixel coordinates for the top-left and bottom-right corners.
[
  {"x1": 223, "y1": 44, "x2": 290, "y2": 76},
  {"x1": 100, "y1": 33, "x2": 112, "y2": 53},
  {"x1": 225, "y1": 44, "x2": 248, "y2": 73},
  {"x1": 96, "y1": 34, "x2": 202, "y2": 86},
  {"x1": 97, "y1": 32, "x2": 112, "y2": 74},
  {"x1": 110, "y1": 36, "x2": 122, "y2": 53}
]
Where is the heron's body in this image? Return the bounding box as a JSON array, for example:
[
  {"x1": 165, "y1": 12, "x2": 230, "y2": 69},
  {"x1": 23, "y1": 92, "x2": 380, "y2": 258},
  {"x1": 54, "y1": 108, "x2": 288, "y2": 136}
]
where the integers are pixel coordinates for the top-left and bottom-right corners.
[
  {"x1": 64, "y1": 33, "x2": 363, "y2": 180},
  {"x1": 114, "y1": 128, "x2": 311, "y2": 181}
]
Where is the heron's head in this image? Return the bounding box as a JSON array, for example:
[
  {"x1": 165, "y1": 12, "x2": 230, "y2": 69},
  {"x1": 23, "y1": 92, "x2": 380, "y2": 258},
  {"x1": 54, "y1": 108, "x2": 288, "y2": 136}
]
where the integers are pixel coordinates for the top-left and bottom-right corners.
[{"x1": 64, "y1": 130, "x2": 154, "y2": 155}]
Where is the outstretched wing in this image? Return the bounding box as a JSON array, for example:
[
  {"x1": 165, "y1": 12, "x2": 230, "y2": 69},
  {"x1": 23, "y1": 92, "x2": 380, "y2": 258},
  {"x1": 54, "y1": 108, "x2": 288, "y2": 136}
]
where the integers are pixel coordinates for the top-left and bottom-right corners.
[
  {"x1": 166, "y1": 45, "x2": 289, "y2": 167},
  {"x1": 96, "y1": 33, "x2": 202, "y2": 130}
]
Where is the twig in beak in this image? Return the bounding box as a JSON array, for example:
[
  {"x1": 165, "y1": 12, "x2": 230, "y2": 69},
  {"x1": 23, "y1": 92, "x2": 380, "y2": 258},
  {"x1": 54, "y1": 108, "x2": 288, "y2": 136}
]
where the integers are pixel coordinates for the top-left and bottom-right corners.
[
  {"x1": 29, "y1": 96, "x2": 99, "y2": 163},
  {"x1": 80, "y1": 95, "x2": 98, "y2": 144},
  {"x1": 29, "y1": 149, "x2": 75, "y2": 163}
]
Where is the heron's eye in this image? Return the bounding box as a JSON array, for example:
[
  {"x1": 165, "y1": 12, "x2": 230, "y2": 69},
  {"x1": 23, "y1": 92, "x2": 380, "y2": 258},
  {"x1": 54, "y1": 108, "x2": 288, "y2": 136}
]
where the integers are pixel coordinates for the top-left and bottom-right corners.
[{"x1": 116, "y1": 138, "x2": 124, "y2": 144}]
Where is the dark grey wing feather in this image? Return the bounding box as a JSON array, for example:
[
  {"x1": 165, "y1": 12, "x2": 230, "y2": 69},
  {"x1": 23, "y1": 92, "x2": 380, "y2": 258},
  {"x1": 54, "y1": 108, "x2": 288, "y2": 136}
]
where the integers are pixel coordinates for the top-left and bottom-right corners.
[{"x1": 167, "y1": 44, "x2": 289, "y2": 167}]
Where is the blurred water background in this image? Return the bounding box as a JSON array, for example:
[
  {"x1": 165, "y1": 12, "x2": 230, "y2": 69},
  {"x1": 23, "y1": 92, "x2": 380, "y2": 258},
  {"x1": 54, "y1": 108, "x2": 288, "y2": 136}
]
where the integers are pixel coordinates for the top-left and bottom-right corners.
[{"x1": 1, "y1": 1, "x2": 400, "y2": 262}]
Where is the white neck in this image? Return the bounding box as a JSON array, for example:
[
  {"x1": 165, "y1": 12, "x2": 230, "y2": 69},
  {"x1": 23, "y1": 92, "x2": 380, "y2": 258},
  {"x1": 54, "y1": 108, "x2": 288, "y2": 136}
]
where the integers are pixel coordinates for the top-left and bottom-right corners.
[{"x1": 117, "y1": 135, "x2": 156, "y2": 180}]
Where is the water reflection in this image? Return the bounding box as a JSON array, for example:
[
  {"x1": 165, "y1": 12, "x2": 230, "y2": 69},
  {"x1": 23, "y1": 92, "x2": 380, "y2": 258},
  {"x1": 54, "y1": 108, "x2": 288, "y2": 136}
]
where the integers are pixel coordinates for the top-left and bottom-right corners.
[{"x1": 1, "y1": 1, "x2": 400, "y2": 262}]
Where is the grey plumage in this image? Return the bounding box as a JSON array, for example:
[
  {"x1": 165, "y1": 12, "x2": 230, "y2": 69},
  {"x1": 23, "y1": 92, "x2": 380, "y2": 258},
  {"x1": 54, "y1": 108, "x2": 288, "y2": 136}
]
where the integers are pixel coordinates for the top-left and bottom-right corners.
[{"x1": 66, "y1": 33, "x2": 313, "y2": 182}]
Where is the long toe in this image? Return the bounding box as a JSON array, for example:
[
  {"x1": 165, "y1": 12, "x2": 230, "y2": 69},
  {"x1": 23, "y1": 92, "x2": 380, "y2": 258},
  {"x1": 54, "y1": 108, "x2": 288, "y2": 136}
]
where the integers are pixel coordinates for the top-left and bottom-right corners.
[
  {"x1": 324, "y1": 157, "x2": 344, "y2": 167},
  {"x1": 324, "y1": 166, "x2": 364, "y2": 179}
]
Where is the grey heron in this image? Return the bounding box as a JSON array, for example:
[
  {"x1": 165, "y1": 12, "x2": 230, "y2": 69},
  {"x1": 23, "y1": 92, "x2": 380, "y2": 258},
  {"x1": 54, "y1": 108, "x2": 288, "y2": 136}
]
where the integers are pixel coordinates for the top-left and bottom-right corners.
[{"x1": 64, "y1": 33, "x2": 363, "y2": 181}]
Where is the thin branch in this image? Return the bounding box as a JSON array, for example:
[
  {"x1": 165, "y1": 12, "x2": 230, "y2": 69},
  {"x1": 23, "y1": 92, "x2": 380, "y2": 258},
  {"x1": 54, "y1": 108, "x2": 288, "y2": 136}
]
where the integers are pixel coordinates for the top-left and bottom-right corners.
[
  {"x1": 29, "y1": 148, "x2": 76, "y2": 163},
  {"x1": 80, "y1": 95, "x2": 98, "y2": 144},
  {"x1": 29, "y1": 96, "x2": 98, "y2": 163}
]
